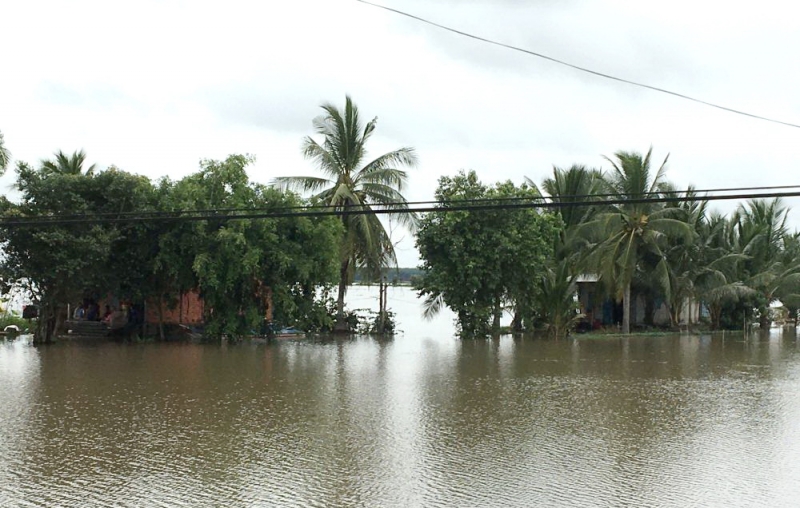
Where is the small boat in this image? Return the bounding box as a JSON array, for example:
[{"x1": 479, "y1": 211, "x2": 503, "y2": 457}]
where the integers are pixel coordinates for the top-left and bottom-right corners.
[{"x1": 272, "y1": 327, "x2": 305, "y2": 339}]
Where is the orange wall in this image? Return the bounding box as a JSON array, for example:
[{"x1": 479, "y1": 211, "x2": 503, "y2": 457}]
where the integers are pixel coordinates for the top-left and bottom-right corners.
[{"x1": 145, "y1": 290, "x2": 204, "y2": 325}]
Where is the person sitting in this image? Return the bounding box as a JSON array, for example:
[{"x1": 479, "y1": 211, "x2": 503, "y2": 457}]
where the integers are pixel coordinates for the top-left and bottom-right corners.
[
  {"x1": 73, "y1": 305, "x2": 85, "y2": 320},
  {"x1": 104, "y1": 307, "x2": 128, "y2": 330},
  {"x1": 102, "y1": 307, "x2": 114, "y2": 326},
  {"x1": 86, "y1": 302, "x2": 99, "y2": 321}
]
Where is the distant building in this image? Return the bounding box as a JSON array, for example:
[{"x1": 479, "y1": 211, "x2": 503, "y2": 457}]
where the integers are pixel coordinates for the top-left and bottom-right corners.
[{"x1": 576, "y1": 275, "x2": 700, "y2": 328}]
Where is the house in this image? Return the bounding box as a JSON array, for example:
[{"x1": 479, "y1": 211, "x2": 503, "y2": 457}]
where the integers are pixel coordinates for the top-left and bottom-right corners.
[
  {"x1": 576, "y1": 275, "x2": 700, "y2": 328},
  {"x1": 66, "y1": 285, "x2": 274, "y2": 338}
]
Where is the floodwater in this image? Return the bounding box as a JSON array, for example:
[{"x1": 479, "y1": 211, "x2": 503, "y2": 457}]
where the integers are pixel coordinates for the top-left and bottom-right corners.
[{"x1": 1, "y1": 287, "x2": 800, "y2": 507}]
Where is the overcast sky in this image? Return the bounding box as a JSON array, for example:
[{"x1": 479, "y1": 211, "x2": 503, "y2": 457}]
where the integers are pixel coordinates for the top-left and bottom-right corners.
[{"x1": 2, "y1": 0, "x2": 799, "y2": 266}]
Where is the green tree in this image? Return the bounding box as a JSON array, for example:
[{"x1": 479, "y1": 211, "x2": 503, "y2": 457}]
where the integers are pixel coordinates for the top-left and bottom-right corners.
[
  {"x1": 0, "y1": 162, "x2": 155, "y2": 343},
  {"x1": 525, "y1": 165, "x2": 605, "y2": 337},
  {"x1": 41, "y1": 149, "x2": 97, "y2": 176},
  {"x1": 539, "y1": 164, "x2": 605, "y2": 236},
  {"x1": 173, "y1": 155, "x2": 342, "y2": 338},
  {"x1": 693, "y1": 213, "x2": 753, "y2": 329},
  {"x1": 589, "y1": 147, "x2": 693, "y2": 333},
  {"x1": 415, "y1": 171, "x2": 560, "y2": 337},
  {"x1": 659, "y1": 187, "x2": 706, "y2": 325},
  {"x1": 532, "y1": 257, "x2": 582, "y2": 338},
  {"x1": 733, "y1": 199, "x2": 800, "y2": 329},
  {"x1": 0, "y1": 130, "x2": 10, "y2": 174},
  {"x1": 273, "y1": 96, "x2": 417, "y2": 330}
]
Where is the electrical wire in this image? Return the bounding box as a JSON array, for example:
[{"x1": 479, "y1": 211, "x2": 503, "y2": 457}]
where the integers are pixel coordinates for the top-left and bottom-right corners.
[
  {"x1": 355, "y1": 0, "x2": 800, "y2": 130},
  {"x1": 3, "y1": 188, "x2": 800, "y2": 227},
  {"x1": 13, "y1": 183, "x2": 800, "y2": 221}
]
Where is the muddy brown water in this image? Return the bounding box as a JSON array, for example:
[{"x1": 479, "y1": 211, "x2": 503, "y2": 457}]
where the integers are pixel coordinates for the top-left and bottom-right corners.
[{"x1": 1, "y1": 288, "x2": 799, "y2": 507}]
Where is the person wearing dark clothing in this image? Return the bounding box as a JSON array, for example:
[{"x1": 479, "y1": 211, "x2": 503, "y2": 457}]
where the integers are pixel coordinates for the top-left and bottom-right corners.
[{"x1": 86, "y1": 302, "x2": 99, "y2": 321}]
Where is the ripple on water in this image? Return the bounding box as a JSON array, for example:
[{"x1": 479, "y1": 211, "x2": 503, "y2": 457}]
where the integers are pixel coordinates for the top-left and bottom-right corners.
[{"x1": 1, "y1": 334, "x2": 799, "y2": 507}]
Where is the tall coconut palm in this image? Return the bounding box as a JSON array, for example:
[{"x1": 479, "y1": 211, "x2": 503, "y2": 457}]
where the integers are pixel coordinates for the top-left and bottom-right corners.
[
  {"x1": 688, "y1": 212, "x2": 751, "y2": 329},
  {"x1": 41, "y1": 149, "x2": 96, "y2": 176},
  {"x1": 659, "y1": 186, "x2": 709, "y2": 325},
  {"x1": 523, "y1": 166, "x2": 603, "y2": 335},
  {"x1": 273, "y1": 96, "x2": 418, "y2": 328},
  {"x1": 0, "y1": 130, "x2": 10, "y2": 174},
  {"x1": 539, "y1": 164, "x2": 605, "y2": 233},
  {"x1": 733, "y1": 199, "x2": 800, "y2": 328},
  {"x1": 589, "y1": 147, "x2": 693, "y2": 333}
]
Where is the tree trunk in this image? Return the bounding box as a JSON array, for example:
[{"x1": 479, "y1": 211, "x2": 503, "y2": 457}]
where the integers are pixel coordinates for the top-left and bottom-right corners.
[
  {"x1": 511, "y1": 311, "x2": 523, "y2": 332},
  {"x1": 622, "y1": 283, "x2": 631, "y2": 334},
  {"x1": 710, "y1": 301, "x2": 721, "y2": 331},
  {"x1": 644, "y1": 297, "x2": 654, "y2": 327},
  {"x1": 491, "y1": 297, "x2": 502, "y2": 334},
  {"x1": 158, "y1": 295, "x2": 166, "y2": 341},
  {"x1": 334, "y1": 259, "x2": 350, "y2": 332},
  {"x1": 35, "y1": 302, "x2": 58, "y2": 345},
  {"x1": 378, "y1": 280, "x2": 386, "y2": 334},
  {"x1": 759, "y1": 306, "x2": 770, "y2": 330}
]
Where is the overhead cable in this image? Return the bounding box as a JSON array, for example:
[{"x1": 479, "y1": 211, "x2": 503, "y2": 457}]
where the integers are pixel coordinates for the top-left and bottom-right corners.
[
  {"x1": 4, "y1": 188, "x2": 800, "y2": 227},
  {"x1": 355, "y1": 0, "x2": 800, "y2": 130},
  {"x1": 13, "y1": 183, "x2": 800, "y2": 221}
]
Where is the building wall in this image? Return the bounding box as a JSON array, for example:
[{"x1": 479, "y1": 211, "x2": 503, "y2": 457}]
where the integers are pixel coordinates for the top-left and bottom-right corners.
[
  {"x1": 577, "y1": 281, "x2": 698, "y2": 327},
  {"x1": 142, "y1": 288, "x2": 273, "y2": 326},
  {"x1": 145, "y1": 290, "x2": 204, "y2": 325},
  {"x1": 577, "y1": 281, "x2": 608, "y2": 326}
]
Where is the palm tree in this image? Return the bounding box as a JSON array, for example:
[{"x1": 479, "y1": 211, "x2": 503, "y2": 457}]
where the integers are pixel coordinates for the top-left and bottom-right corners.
[
  {"x1": 273, "y1": 96, "x2": 418, "y2": 329},
  {"x1": 41, "y1": 149, "x2": 97, "y2": 176},
  {"x1": 659, "y1": 186, "x2": 708, "y2": 325},
  {"x1": 0, "y1": 130, "x2": 11, "y2": 174},
  {"x1": 539, "y1": 164, "x2": 605, "y2": 233},
  {"x1": 534, "y1": 257, "x2": 582, "y2": 339},
  {"x1": 523, "y1": 165, "x2": 604, "y2": 335},
  {"x1": 589, "y1": 147, "x2": 692, "y2": 333},
  {"x1": 733, "y1": 199, "x2": 800, "y2": 329},
  {"x1": 692, "y1": 213, "x2": 752, "y2": 329}
]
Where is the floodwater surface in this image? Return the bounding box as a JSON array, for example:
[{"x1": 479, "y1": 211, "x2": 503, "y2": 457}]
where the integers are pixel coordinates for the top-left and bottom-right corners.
[{"x1": 1, "y1": 288, "x2": 800, "y2": 507}]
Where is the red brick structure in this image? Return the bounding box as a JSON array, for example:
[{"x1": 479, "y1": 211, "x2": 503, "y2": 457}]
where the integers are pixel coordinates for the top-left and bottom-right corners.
[
  {"x1": 144, "y1": 287, "x2": 272, "y2": 326},
  {"x1": 145, "y1": 290, "x2": 205, "y2": 325}
]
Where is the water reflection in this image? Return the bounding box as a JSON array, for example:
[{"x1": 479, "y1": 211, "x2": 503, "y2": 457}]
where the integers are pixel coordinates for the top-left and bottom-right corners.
[{"x1": 0, "y1": 328, "x2": 799, "y2": 507}]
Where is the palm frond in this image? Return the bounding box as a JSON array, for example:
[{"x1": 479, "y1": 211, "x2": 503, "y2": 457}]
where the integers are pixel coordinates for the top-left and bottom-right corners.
[
  {"x1": 0, "y1": 131, "x2": 10, "y2": 173},
  {"x1": 422, "y1": 292, "x2": 445, "y2": 320},
  {"x1": 301, "y1": 138, "x2": 344, "y2": 180},
  {"x1": 358, "y1": 148, "x2": 418, "y2": 187},
  {"x1": 271, "y1": 175, "x2": 332, "y2": 195},
  {"x1": 649, "y1": 217, "x2": 696, "y2": 243}
]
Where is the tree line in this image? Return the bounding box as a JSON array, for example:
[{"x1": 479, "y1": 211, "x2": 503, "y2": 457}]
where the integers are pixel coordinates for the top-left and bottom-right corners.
[
  {"x1": 416, "y1": 153, "x2": 800, "y2": 337},
  {"x1": 1, "y1": 97, "x2": 798, "y2": 342},
  {"x1": 0, "y1": 152, "x2": 344, "y2": 343}
]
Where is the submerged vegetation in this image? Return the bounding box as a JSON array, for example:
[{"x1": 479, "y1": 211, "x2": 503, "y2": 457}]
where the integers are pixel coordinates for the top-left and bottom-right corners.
[
  {"x1": 1, "y1": 106, "x2": 798, "y2": 343},
  {"x1": 0, "y1": 153, "x2": 342, "y2": 343},
  {"x1": 272, "y1": 96, "x2": 418, "y2": 331},
  {"x1": 414, "y1": 150, "x2": 800, "y2": 339}
]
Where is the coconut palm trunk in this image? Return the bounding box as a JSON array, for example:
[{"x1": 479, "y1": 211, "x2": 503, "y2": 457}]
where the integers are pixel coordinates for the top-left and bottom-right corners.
[
  {"x1": 590, "y1": 147, "x2": 692, "y2": 335},
  {"x1": 273, "y1": 96, "x2": 418, "y2": 332},
  {"x1": 335, "y1": 258, "x2": 350, "y2": 330},
  {"x1": 622, "y1": 282, "x2": 631, "y2": 334}
]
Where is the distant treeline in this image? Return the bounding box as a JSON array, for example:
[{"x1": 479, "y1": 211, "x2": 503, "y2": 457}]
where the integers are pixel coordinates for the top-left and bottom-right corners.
[{"x1": 355, "y1": 268, "x2": 422, "y2": 284}]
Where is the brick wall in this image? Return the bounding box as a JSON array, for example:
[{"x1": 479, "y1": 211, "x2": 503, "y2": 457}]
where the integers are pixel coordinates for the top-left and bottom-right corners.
[{"x1": 145, "y1": 290, "x2": 204, "y2": 325}]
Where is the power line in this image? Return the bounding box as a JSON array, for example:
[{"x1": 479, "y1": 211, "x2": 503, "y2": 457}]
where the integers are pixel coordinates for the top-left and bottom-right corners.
[
  {"x1": 13, "y1": 183, "x2": 800, "y2": 221},
  {"x1": 4, "y1": 188, "x2": 800, "y2": 228},
  {"x1": 355, "y1": 0, "x2": 800, "y2": 130}
]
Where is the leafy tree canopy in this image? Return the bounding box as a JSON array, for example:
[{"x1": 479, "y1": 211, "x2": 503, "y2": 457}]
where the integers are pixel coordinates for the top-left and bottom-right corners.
[{"x1": 415, "y1": 170, "x2": 561, "y2": 337}]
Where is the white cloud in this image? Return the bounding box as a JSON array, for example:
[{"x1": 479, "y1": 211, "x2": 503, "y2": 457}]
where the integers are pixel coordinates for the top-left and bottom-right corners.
[{"x1": 1, "y1": 0, "x2": 799, "y2": 266}]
